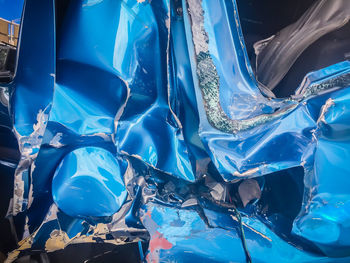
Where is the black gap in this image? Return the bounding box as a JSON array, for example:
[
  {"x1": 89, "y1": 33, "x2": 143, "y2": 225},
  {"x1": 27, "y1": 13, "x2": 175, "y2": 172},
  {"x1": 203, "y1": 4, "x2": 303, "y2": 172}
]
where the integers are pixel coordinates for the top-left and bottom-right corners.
[
  {"x1": 237, "y1": 0, "x2": 350, "y2": 97},
  {"x1": 237, "y1": 0, "x2": 316, "y2": 63},
  {"x1": 274, "y1": 22, "x2": 350, "y2": 97}
]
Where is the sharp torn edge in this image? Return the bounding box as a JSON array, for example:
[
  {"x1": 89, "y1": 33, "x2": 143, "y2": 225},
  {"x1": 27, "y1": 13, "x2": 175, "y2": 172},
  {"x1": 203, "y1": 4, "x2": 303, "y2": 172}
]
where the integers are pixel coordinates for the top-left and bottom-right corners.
[
  {"x1": 186, "y1": 0, "x2": 350, "y2": 134},
  {"x1": 233, "y1": 167, "x2": 261, "y2": 178},
  {"x1": 316, "y1": 98, "x2": 335, "y2": 125},
  {"x1": 166, "y1": 4, "x2": 183, "y2": 130},
  {"x1": 310, "y1": 97, "x2": 335, "y2": 142},
  {"x1": 113, "y1": 80, "x2": 130, "y2": 145},
  {"x1": 120, "y1": 151, "x2": 178, "y2": 178},
  {"x1": 49, "y1": 133, "x2": 64, "y2": 148},
  {"x1": 186, "y1": 0, "x2": 298, "y2": 134},
  {"x1": 5, "y1": 204, "x2": 143, "y2": 263},
  {"x1": 12, "y1": 105, "x2": 50, "y2": 215}
]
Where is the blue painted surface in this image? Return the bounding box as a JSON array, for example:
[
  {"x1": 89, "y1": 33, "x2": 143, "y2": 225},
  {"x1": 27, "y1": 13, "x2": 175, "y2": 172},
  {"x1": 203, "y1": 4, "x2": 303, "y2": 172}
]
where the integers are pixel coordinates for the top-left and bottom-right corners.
[
  {"x1": 52, "y1": 147, "x2": 127, "y2": 217},
  {"x1": 182, "y1": 0, "x2": 350, "y2": 182},
  {"x1": 9, "y1": 0, "x2": 55, "y2": 216},
  {"x1": 141, "y1": 202, "x2": 350, "y2": 263},
  {"x1": 1, "y1": 0, "x2": 350, "y2": 261}
]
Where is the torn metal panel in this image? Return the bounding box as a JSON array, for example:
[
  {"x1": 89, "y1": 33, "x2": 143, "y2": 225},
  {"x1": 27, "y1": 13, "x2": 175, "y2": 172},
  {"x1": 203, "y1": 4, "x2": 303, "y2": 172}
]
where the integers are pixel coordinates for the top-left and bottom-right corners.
[
  {"x1": 238, "y1": 179, "x2": 261, "y2": 207},
  {"x1": 141, "y1": 202, "x2": 350, "y2": 262},
  {"x1": 293, "y1": 88, "x2": 350, "y2": 256},
  {"x1": 183, "y1": 0, "x2": 350, "y2": 183},
  {"x1": 1, "y1": 0, "x2": 350, "y2": 262},
  {"x1": 5, "y1": 204, "x2": 147, "y2": 263},
  {"x1": 10, "y1": 0, "x2": 55, "y2": 215}
]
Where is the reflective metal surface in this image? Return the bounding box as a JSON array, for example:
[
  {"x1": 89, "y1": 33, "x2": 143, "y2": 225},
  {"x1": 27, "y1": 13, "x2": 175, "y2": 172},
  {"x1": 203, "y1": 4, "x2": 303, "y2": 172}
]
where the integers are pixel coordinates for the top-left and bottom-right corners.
[
  {"x1": 1, "y1": 0, "x2": 350, "y2": 262},
  {"x1": 52, "y1": 147, "x2": 127, "y2": 218}
]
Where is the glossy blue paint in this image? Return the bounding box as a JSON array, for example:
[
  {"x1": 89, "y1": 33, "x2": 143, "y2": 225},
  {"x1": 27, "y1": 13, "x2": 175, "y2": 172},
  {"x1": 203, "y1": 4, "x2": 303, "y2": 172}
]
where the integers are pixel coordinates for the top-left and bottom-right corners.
[
  {"x1": 182, "y1": 0, "x2": 350, "y2": 182},
  {"x1": 1, "y1": 0, "x2": 350, "y2": 261},
  {"x1": 11, "y1": 0, "x2": 55, "y2": 138},
  {"x1": 9, "y1": 0, "x2": 55, "y2": 215},
  {"x1": 292, "y1": 88, "x2": 350, "y2": 256},
  {"x1": 54, "y1": 0, "x2": 196, "y2": 182},
  {"x1": 141, "y1": 202, "x2": 350, "y2": 263},
  {"x1": 180, "y1": 0, "x2": 350, "y2": 255},
  {"x1": 52, "y1": 147, "x2": 127, "y2": 217}
]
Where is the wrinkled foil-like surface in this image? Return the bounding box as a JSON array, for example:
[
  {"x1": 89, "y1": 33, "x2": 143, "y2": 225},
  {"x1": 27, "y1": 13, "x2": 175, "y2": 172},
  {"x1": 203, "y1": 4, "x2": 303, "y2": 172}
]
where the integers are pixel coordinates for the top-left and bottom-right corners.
[
  {"x1": 255, "y1": 0, "x2": 350, "y2": 90},
  {"x1": 1, "y1": 0, "x2": 350, "y2": 262}
]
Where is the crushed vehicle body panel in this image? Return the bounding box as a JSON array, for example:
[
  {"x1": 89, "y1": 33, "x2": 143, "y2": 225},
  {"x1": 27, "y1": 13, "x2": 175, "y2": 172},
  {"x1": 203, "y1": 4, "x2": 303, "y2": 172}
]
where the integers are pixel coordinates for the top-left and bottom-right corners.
[{"x1": 0, "y1": 0, "x2": 350, "y2": 262}]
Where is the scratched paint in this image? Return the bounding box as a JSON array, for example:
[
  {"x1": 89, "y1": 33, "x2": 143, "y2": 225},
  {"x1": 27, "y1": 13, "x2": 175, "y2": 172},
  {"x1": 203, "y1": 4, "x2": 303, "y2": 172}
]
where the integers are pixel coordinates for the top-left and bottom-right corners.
[{"x1": 1, "y1": 0, "x2": 350, "y2": 262}]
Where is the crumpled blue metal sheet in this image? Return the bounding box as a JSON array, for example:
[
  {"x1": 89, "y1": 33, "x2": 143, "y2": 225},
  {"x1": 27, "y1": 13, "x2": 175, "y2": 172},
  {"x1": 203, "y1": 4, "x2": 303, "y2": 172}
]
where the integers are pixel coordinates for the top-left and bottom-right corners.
[
  {"x1": 181, "y1": 0, "x2": 350, "y2": 256},
  {"x1": 183, "y1": 0, "x2": 350, "y2": 181},
  {"x1": 293, "y1": 88, "x2": 350, "y2": 256},
  {"x1": 141, "y1": 202, "x2": 350, "y2": 263},
  {"x1": 2, "y1": 0, "x2": 350, "y2": 262},
  {"x1": 52, "y1": 147, "x2": 127, "y2": 217},
  {"x1": 10, "y1": 0, "x2": 55, "y2": 215}
]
